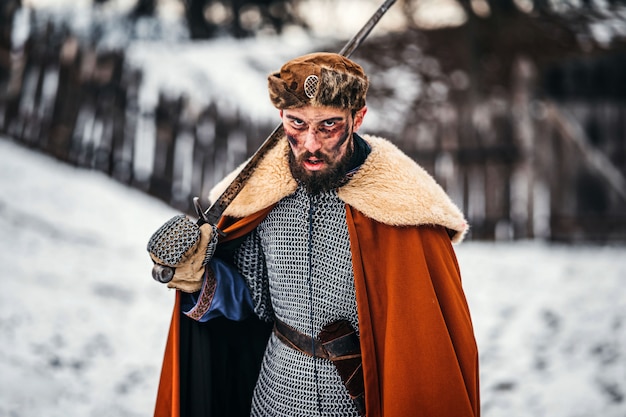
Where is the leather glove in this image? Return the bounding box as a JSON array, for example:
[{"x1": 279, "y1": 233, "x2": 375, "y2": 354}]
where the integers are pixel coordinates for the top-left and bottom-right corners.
[{"x1": 147, "y1": 214, "x2": 218, "y2": 293}]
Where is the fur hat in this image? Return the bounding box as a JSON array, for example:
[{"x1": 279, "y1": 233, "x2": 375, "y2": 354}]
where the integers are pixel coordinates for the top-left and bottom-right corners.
[{"x1": 268, "y1": 52, "x2": 368, "y2": 110}]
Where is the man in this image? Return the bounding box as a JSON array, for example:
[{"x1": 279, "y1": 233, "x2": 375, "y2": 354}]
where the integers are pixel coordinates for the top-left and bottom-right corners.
[{"x1": 148, "y1": 52, "x2": 480, "y2": 417}]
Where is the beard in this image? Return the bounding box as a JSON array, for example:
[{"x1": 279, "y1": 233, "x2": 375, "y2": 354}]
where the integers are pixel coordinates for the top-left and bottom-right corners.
[{"x1": 288, "y1": 140, "x2": 355, "y2": 195}]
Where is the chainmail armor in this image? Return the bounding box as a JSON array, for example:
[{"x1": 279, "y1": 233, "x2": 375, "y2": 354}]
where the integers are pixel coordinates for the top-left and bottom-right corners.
[
  {"x1": 234, "y1": 228, "x2": 273, "y2": 321},
  {"x1": 234, "y1": 186, "x2": 360, "y2": 417}
]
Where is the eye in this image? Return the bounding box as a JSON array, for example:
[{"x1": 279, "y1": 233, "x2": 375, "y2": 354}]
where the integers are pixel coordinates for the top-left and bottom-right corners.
[
  {"x1": 322, "y1": 120, "x2": 336, "y2": 128},
  {"x1": 292, "y1": 118, "x2": 305, "y2": 128}
]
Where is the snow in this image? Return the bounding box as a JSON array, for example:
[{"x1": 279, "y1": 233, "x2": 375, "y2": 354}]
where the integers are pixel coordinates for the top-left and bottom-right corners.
[
  {"x1": 1, "y1": 136, "x2": 624, "y2": 417},
  {"x1": 460, "y1": 242, "x2": 626, "y2": 416},
  {"x1": 0, "y1": 137, "x2": 177, "y2": 417}
]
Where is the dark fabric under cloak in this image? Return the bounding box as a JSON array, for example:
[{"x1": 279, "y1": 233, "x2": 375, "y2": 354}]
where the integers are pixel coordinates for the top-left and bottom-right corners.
[{"x1": 177, "y1": 313, "x2": 271, "y2": 417}]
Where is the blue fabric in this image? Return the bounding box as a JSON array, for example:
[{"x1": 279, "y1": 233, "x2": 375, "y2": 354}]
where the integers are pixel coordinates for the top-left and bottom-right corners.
[{"x1": 181, "y1": 257, "x2": 254, "y2": 322}]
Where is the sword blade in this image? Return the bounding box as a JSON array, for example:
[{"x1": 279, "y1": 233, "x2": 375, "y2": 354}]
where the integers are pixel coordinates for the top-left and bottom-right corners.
[{"x1": 203, "y1": 123, "x2": 284, "y2": 225}]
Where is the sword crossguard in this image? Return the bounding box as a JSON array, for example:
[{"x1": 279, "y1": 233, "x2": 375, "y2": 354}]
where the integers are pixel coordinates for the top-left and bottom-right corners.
[{"x1": 193, "y1": 196, "x2": 226, "y2": 236}]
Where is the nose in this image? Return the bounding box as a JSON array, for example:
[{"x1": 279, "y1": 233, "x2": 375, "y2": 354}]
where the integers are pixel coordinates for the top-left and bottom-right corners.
[{"x1": 302, "y1": 127, "x2": 322, "y2": 153}]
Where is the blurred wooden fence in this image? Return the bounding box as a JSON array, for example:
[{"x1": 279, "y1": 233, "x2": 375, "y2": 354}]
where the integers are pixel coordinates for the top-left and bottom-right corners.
[
  {"x1": 1, "y1": 23, "x2": 625, "y2": 242},
  {"x1": 406, "y1": 95, "x2": 626, "y2": 242},
  {"x1": 0, "y1": 24, "x2": 273, "y2": 215}
]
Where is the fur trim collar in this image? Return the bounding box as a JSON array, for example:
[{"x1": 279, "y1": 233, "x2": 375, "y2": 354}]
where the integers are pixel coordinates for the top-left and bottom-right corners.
[{"x1": 209, "y1": 135, "x2": 468, "y2": 243}]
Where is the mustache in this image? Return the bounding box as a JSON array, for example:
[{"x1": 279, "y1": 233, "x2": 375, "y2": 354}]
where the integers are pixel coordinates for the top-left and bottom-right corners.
[{"x1": 297, "y1": 150, "x2": 328, "y2": 164}]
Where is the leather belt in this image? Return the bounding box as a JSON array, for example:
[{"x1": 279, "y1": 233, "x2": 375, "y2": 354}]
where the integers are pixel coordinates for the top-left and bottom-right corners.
[
  {"x1": 273, "y1": 317, "x2": 366, "y2": 417},
  {"x1": 273, "y1": 318, "x2": 329, "y2": 359}
]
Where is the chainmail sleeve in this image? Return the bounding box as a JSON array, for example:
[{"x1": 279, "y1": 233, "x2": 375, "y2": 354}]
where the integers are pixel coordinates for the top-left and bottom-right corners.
[{"x1": 233, "y1": 229, "x2": 274, "y2": 322}]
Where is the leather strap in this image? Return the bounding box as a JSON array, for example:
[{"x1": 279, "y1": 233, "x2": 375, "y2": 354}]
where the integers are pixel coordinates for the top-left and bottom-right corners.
[
  {"x1": 273, "y1": 318, "x2": 366, "y2": 416},
  {"x1": 273, "y1": 319, "x2": 329, "y2": 359}
]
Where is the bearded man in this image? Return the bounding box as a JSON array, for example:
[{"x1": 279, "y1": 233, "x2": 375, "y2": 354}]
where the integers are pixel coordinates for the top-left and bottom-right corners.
[{"x1": 148, "y1": 52, "x2": 480, "y2": 417}]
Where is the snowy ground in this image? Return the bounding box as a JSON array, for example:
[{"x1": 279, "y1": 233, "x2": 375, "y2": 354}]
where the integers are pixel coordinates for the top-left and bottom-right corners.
[{"x1": 0, "y1": 137, "x2": 624, "y2": 417}]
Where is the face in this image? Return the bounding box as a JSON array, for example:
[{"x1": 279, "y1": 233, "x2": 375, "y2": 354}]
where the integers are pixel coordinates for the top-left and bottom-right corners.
[{"x1": 281, "y1": 105, "x2": 367, "y2": 194}]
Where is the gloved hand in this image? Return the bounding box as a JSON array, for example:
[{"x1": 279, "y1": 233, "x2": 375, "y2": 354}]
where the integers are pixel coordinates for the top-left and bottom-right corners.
[{"x1": 147, "y1": 214, "x2": 218, "y2": 293}]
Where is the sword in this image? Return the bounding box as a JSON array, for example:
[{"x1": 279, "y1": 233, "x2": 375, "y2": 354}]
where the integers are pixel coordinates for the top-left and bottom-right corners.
[
  {"x1": 153, "y1": 0, "x2": 397, "y2": 284},
  {"x1": 196, "y1": 0, "x2": 397, "y2": 227}
]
